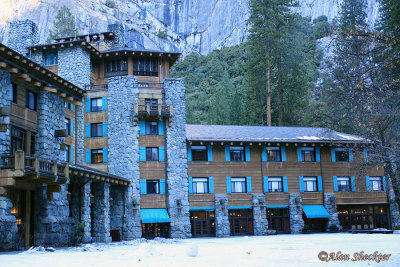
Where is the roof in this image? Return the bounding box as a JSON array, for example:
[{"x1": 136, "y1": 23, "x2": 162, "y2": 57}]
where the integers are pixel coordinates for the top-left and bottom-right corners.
[
  {"x1": 68, "y1": 164, "x2": 131, "y2": 186},
  {"x1": 186, "y1": 124, "x2": 367, "y2": 144},
  {"x1": 101, "y1": 47, "x2": 181, "y2": 56}
]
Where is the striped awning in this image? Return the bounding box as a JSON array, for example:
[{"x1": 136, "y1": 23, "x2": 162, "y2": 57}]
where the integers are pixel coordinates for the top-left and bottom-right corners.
[
  {"x1": 302, "y1": 205, "x2": 330, "y2": 219},
  {"x1": 140, "y1": 209, "x2": 171, "y2": 223}
]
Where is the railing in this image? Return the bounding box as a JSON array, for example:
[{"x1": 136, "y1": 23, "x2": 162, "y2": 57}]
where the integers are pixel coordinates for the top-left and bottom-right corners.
[
  {"x1": 38, "y1": 158, "x2": 53, "y2": 175},
  {"x1": 138, "y1": 81, "x2": 163, "y2": 89},
  {"x1": 135, "y1": 104, "x2": 172, "y2": 116},
  {"x1": 85, "y1": 81, "x2": 164, "y2": 91},
  {"x1": 85, "y1": 83, "x2": 108, "y2": 91},
  {"x1": 0, "y1": 154, "x2": 15, "y2": 169},
  {"x1": 10, "y1": 102, "x2": 38, "y2": 126},
  {"x1": 24, "y1": 154, "x2": 35, "y2": 171}
]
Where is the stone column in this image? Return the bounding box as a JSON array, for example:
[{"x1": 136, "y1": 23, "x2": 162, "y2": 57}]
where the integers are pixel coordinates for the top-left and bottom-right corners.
[
  {"x1": 91, "y1": 182, "x2": 111, "y2": 243},
  {"x1": 324, "y1": 193, "x2": 341, "y2": 230},
  {"x1": 289, "y1": 193, "x2": 304, "y2": 234},
  {"x1": 106, "y1": 23, "x2": 125, "y2": 48},
  {"x1": 110, "y1": 186, "x2": 124, "y2": 236},
  {"x1": 388, "y1": 179, "x2": 400, "y2": 228},
  {"x1": 215, "y1": 194, "x2": 230, "y2": 237},
  {"x1": 107, "y1": 76, "x2": 142, "y2": 239},
  {"x1": 0, "y1": 71, "x2": 12, "y2": 154},
  {"x1": 75, "y1": 105, "x2": 85, "y2": 164},
  {"x1": 6, "y1": 20, "x2": 39, "y2": 56},
  {"x1": 252, "y1": 194, "x2": 268, "y2": 236},
  {"x1": 81, "y1": 181, "x2": 92, "y2": 243},
  {"x1": 0, "y1": 196, "x2": 18, "y2": 250},
  {"x1": 164, "y1": 79, "x2": 191, "y2": 238},
  {"x1": 58, "y1": 46, "x2": 91, "y2": 88}
]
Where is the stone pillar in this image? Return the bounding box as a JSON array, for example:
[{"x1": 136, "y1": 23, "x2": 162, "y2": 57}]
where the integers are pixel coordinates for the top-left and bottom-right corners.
[
  {"x1": 6, "y1": 20, "x2": 39, "y2": 56},
  {"x1": 0, "y1": 71, "x2": 12, "y2": 154},
  {"x1": 75, "y1": 105, "x2": 85, "y2": 164},
  {"x1": 214, "y1": 194, "x2": 230, "y2": 237},
  {"x1": 388, "y1": 180, "x2": 400, "y2": 228},
  {"x1": 110, "y1": 186, "x2": 124, "y2": 237},
  {"x1": 58, "y1": 46, "x2": 91, "y2": 88},
  {"x1": 252, "y1": 194, "x2": 268, "y2": 236},
  {"x1": 324, "y1": 193, "x2": 341, "y2": 230},
  {"x1": 91, "y1": 182, "x2": 111, "y2": 243},
  {"x1": 81, "y1": 181, "x2": 92, "y2": 243},
  {"x1": 289, "y1": 193, "x2": 304, "y2": 234},
  {"x1": 107, "y1": 76, "x2": 142, "y2": 239},
  {"x1": 164, "y1": 79, "x2": 191, "y2": 238},
  {"x1": 106, "y1": 23, "x2": 125, "y2": 48},
  {"x1": 0, "y1": 196, "x2": 18, "y2": 250}
]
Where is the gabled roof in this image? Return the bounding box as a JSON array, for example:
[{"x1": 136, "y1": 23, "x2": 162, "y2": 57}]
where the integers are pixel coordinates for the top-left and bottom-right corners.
[{"x1": 186, "y1": 124, "x2": 367, "y2": 144}]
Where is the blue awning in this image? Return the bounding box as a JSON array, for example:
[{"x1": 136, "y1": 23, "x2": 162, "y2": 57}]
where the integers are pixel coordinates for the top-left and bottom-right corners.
[
  {"x1": 302, "y1": 205, "x2": 330, "y2": 219},
  {"x1": 189, "y1": 207, "x2": 215, "y2": 211},
  {"x1": 141, "y1": 209, "x2": 171, "y2": 223},
  {"x1": 266, "y1": 205, "x2": 288, "y2": 209},
  {"x1": 228, "y1": 206, "x2": 252, "y2": 210}
]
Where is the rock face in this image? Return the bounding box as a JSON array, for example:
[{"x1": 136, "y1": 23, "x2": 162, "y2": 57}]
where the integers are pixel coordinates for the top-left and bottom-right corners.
[{"x1": 0, "y1": 0, "x2": 379, "y2": 55}]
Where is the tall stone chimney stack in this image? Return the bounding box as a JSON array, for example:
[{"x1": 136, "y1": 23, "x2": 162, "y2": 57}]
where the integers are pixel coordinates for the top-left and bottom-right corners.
[
  {"x1": 6, "y1": 20, "x2": 39, "y2": 56},
  {"x1": 106, "y1": 23, "x2": 125, "y2": 49}
]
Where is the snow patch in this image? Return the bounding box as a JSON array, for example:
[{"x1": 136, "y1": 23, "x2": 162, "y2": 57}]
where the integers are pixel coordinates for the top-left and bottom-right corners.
[{"x1": 186, "y1": 243, "x2": 198, "y2": 257}]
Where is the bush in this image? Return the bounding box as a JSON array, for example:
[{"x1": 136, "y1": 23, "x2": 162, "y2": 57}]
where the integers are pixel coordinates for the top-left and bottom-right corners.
[
  {"x1": 73, "y1": 222, "x2": 85, "y2": 245},
  {"x1": 394, "y1": 225, "x2": 400, "y2": 230},
  {"x1": 329, "y1": 225, "x2": 339, "y2": 231},
  {"x1": 105, "y1": 0, "x2": 116, "y2": 8},
  {"x1": 157, "y1": 30, "x2": 167, "y2": 40}
]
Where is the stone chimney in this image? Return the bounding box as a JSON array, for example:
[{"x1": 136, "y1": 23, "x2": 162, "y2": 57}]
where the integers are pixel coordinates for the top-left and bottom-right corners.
[
  {"x1": 6, "y1": 20, "x2": 39, "y2": 56},
  {"x1": 106, "y1": 23, "x2": 125, "y2": 49}
]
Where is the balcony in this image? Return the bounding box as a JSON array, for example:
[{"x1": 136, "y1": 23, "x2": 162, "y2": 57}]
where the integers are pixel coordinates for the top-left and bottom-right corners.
[
  {"x1": 0, "y1": 151, "x2": 69, "y2": 192},
  {"x1": 9, "y1": 102, "x2": 38, "y2": 130},
  {"x1": 134, "y1": 103, "x2": 172, "y2": 120},
  {"x1": 85, "y1": 83, "x2": 108, "y2": 92}
]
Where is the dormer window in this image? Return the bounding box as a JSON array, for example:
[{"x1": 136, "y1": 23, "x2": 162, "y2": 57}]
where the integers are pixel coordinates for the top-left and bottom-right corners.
[
  {"x1": 105, "y1": 58, "x2": 128, "y2": 77},
  {"x1": 133, "y1": 58, "x2": 158, "y2": 77},
  {"x1": 43, "y1": 51, "x2": 58, "y2": 66}
]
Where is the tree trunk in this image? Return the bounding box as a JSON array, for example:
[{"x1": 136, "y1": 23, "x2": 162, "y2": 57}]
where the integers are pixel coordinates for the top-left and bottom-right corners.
[
  {"x1": 266, "y1": 37, "x2": 272, "y2": 126},
  {"x1": 277, "y1": 50, "x2": 283, "y2": 126}
]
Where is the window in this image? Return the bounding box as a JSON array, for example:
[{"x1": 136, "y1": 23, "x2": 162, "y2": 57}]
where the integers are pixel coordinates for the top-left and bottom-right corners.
[
  {"x1": 10, "y1": 83, "x2": 17, "y2": 103},
  {"x1": 30, "y1": 134, "x2": 36, "y2": 154},
  {"x1": 91, "y1": 98, "x2": 103, "y2": 112},
  {"x1": 65, "y1": 118, "x2": 71, "y2": 136},
  {"x1": 146, "y1": 147, "x2": 159, "y2": 161},
  {"x1": 146, "y1": 180, "x2": 160, "y2": 194},
  {"x1": 26, "y1": 90, "x2": 36, "y2": 110},
  {"x1": 11, "y1": 127, "x2": 25, "y2": 153},
  {"x1": 267, "y1": 147, "x2": 281, "y2": 162},
  {"x1": 43, "y1": 51, "x2": 58, "y2": 66},
  {"x1": 335, "y1": 148, "x2": 350, "y2": 162},
  {"x1": 370, "y1": 177, "x2": 383, "y2": 191},
  {"x1": 145, "y1": 121, "x2": 158, "y2": 135},
  {"x1": 301, "y1": 147, "x2": 315, "y2": 162},
  {"x1": 268, "y1": 177, "x2": 283, "y2": 192},
  {"x1": 91, "y1": 123, "x2": 103, "y2": 137},
  {"x1": 64, "y1": 102, "x2": 73, "y2": 110},
  {"x1": 91, "y1": 149, "x2": 103, "y2": 163},
  {"x1": 231, "y1": 177, "x2": 246, "y2": 193},
  {"x1": 133, "y1": 58, "x2": 158, "y2": 76},
  {"x1": 192, "y1": 178, "x2": 209, "y2": 194},
  {"x1": 64, "y1": 145, "x2": 70, "y2": 162},
  {"x1": 145, "y1": 99, "x2": 158, "y2": 112},
  {"x1": 104, "y1": 59, "x2": 128, "y2": 76},
  {"x1": 192, "y1": 146, "x2": 207, "y2": 161},
  {"x1": 303, "y1": 177, "x2": 317, "y2": 192},
  {"x1": 337, "y1": 177, "x2": 350, "y2": 192},
  {"x1": 230, "y1": 146, "x2": 245, "y2": 161}
]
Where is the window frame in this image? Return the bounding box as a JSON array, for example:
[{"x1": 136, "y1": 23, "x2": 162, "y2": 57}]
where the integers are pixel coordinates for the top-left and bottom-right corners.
[
  {"x1": 91, "y1": 123, "x2": 103, "y2": 137},
  {"x1": 335, "y1": 148, "x2": 350, "y2": 162},
  {"x1": 268, "y1": 177, "x2": 283, "y2": 193},
  {"x1": 145, "y1": 121, "x2": 158, "y2": 135},
  {"x1": 231, "y1": 177, "x2": 247, "y2": 193},
  {"x1": 337, "y1": 176, "x2": 351, "y2": 192},
  {"x1": 90, "y1": 97, "x2": 103, "y2": 112},
  {"x1": 266, "y1": 147, "x2": 281, "y2": 162},
  {"x1": 145, "y1": 98, "x2": 158, "y2": 112},
  {"x1": 64, "y1": 145, "x2": 70, "y2": 162},
  {"x1": 303, "y1": 176, "x2": 318, "y2": 192},
  {"x1": 65, "y1": 118, "x2": 71, "y2": 136},
  {"x1": 133, "y1": 58, "x2": 158, "y2": 76},
  {"x1": 301, "y1": 147, "x2": 315, "y2": 162},
  {"x1": 91, "y1": 149, "x2": 104, "y2": 164},
  {"x1": 191, "y1": 145, "x2": 208, "y2": 161},
  {"x1": 10, "y1": 127, "x2": 26, "y2": 153},
  {"x1": 230, "y1": 146, "x2": 245, "y2": 162},
  {"x1": 25, "y1": 90, "x2": 36, "y2": 111},
  {"x1": 146, "y1": 147, "x2": 159, "y2": 161},
  {"x1": 146, "y1": 180, "x2": 160, "y2": 194},
  {"x1": 370, "y1": 176, "x2": 383, "y2": 191},
  {"x1": 104, "y1": 58, "x2": 128, "y2": 76},
  {"x1": 43, "y1": 50, "x2": 58, "y2": 66},
  {"x1": 11, "y1": 83, "x2": 17, "y2": 103},
  {"x1": 192, "y1": 177, "x2": 209, "y2": 194}
]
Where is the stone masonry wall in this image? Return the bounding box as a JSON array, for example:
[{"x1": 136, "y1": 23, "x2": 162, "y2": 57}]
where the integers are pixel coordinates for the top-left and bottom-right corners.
[
  {"x1": 324, "y1": 193, "x2": 341, "y2": 230},
  {"x1": 388, "y1": 177, "x2": 400, "y2": 228},
  {"x1": 91, "y1": 182, "x2": 111, "y2": 243},
  {"x1": 289, "y1": 193, "x2": 304, "y2": 234},
  {"x1": 107, "y1": 76, "x2": 142, "y2": 239},
  {"x1": 6, "y1": 20, "x2": 39, "y2": 56},
  {"x1": 106, "y1": 24, "x2": 125, "y2": 49},
  {"x1": 0, "y1": 70, "x2": 11, "y2": 154},
  {"x1": 110, "y1": 185, "x2": 124, "y2": 237},
  {"x1": 0, "y1": 196, "x2": 18, "y2": 250},
  {"x1": 214, "y1": 194, "x2": 230, "y2": 237},
  {"x1": 164, "y1": 78, "x2": 191, "y2": 238},
  {"x1": 252, "y1": 194, "x2": 268, "y2": 236}
]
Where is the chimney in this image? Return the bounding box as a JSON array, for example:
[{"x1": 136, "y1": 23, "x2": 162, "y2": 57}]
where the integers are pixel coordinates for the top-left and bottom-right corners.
[
  {"x1": 106, "y1": 23, "x2": 125, "y2": 49},
  {"x1": 6, "y1": 20, "x2": 39, "y2": 56}
]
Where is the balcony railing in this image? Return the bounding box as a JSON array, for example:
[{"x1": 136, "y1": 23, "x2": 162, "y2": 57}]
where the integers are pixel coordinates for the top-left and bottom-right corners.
[
  {"x1": 134, "y1": 103, "x2": 172, "y2": 119},
  {"x1": 85, "y1": 81, "x2": 164, "y2": 92},
  {"x1": 85, "y1": 83, "x2": 108, "y2": 91}
]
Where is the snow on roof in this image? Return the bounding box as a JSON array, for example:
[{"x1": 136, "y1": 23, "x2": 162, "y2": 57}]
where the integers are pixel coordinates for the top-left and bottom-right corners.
[{"x1": 186, "y1": 124, "x2": 367, "y2": 143}]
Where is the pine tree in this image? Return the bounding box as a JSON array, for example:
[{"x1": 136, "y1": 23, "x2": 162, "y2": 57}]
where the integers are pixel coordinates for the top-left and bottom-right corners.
[{"x1": 47, "y1": 6, "x2": 78, "y2": 42}]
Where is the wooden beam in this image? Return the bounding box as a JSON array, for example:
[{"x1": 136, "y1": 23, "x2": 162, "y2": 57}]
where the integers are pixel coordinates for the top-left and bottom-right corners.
[
  {"x1": 0, "y1": 178, "x2": 16, "y2": 186},
  {"x1": 0, "y1": 187, "x2": 7, "y2": 195},
  {"x1": 33, "y1": 81, "x2": 41, "y2": 87},
  {"x1": 47, "y1": 185, "x2": 62, "y2": 193},
  {"x1": 57, "y1": 91, "x2": 67, "y2": 98},
  {"x1": 0, "y1": 62, "x2": 7, "y2": 68},
  {"x1": 42, "y1": 86, "x2": 57, "y2": 93}
]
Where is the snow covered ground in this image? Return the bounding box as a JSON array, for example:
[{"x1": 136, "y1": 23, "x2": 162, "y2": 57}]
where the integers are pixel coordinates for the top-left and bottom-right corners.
[{"x1": 0, "y1": 233, "x2": 399, "y2": 267}]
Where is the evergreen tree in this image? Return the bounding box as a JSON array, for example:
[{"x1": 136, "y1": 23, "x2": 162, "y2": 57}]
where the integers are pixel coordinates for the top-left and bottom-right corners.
[{"x1": 47, "y1": 6, "x2": 78, "y2": 42}]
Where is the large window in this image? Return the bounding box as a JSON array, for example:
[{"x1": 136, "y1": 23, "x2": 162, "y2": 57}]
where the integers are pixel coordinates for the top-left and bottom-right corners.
[
  {"x1": 43, "y1": 51, "x2": 58, "y2": 66},
  {"x1": 91, "y1": 98, "x2": 103, "y2": 112},
  {"x1": 10, "y1": 83, "x2": 17, "y2": 103},
  {"x1": 268, "y1": 177, "x2": 283, "y2": 192},
  {"x1": 145, "y1": 121, "x2": 158, "y2": 135},
  {"x1": 191, "y1": 146, "x2": 207, "y2": 161},
  {"x1": 229, "y1": 209, "x2": 254, "y2": 236},
  {"x1": 192, "y1": 178, "x2": 209, "y2": 194},
  {"x1": 146, "y1": 180, "x2": 160, "y2": 194},
  {"x1": 338, "y1": 205, "x2": 389, "y2": 231},
  {"x1": 231, "y1": 177, "x2": 247, "y2": 193},
  {"x1": 230, "y1": 146, "x2": 245, "y2": 161},
  {"x1": 190, "y1": 211, "x2": 215, "y2": 237},
  {"x1": 91, "y1": 123, "x2": 103, "y2": 137},
  {"x1": 337, "y1": 177, "x2": 350, "y2": 192},
  {"x1": 11, "y1": 127, "x2": 25, "y2": 153},
  {"x1": 267, "y1": 208, "x2": 290, "y2": 234},
  {"x1": 370, "y1": 177, "x2": 383, "y2": 191},
  {"x1": 146, "y1": 147, "x2": 159, "y2": 161},
  {"x1": 267, "y1": 147, "x2": 281, "y2": 162},
  {"x1": 303, "y1": 177, "x2": 317, "y2": 192},
  {"x1": 91, "y1": 149, "x2": 104, "y2": 164},
  {"x1": 25, "y1": 90, "x2": 36, "y2": 111},
  {"x1": 301, "y1": 147, "x2": 315, "y2": 162},
  {"x1": 133, "y1": 58, "x2": 158, "y2": 76},
  {"x1": 104, "y1": 59, "x2": 128, "y2": 76},
  {"x1": 335, "y1": 148, "x2": 350, "y2": 162}
]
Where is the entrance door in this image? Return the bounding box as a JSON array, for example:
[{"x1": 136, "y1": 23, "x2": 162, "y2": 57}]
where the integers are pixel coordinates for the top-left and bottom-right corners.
[
  {"x1": 229, "y1": 209, "x2": 254, "y2": 236},
  {"x1": 190, "y1": 211, "x2": 215, "y2": 237},
  {"x1": 142, "y1": 223, "x2": 169, "y2": 239}
]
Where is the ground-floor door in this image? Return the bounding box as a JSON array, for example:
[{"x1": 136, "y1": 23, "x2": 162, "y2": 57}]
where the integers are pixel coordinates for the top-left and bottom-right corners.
[
  {"x1": 190, "y1": 211, "x2": 216, "y2": 237},
  {"x1": 266, "y1": 208, "x2": 290, "y2": 234},
  {"x1": 337, "y1": 204, "x2": 389, "y2": 230},
  {"x1": 142, "y1": 223, "x2": 169, "y2": 239},
  {"x1": 229, "y1": 209, "x2": 254, "y2": 236},
  {"x1": 303, "y1": 217, "x2": 328, "y2": 233}
]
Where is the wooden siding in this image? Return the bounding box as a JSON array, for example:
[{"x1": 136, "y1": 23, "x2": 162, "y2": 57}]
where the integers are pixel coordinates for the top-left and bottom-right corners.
[
  {"x1": 140, "y1": 162, "x2": 165, "y2": 179},
  {"x1": 266, "y1": 193, "x2": 289, "y2": 206},
  {"x1": 189, "y1": 194, "x2": 215, "y2": 207},
  {"x1": 139, "y1": 136, "x2": 164, "y2": 147},
  {"x1": 84, "y1": 137, "x2": 108, "y2": 150},
  {"x1": 336, "y1": 191, "x2": 388, "y2": 204},
  {"x1": 140, "y1": 194, "x2": 166, "y2": 209}
]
